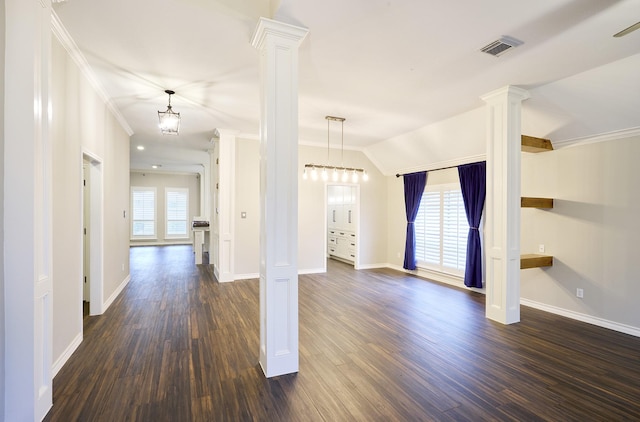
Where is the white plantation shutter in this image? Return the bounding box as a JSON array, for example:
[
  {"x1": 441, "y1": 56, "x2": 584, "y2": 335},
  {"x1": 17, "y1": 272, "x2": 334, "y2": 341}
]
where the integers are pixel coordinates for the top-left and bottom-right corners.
[
  {"x1": 442, "y1": 190, "x2": 468, "y2": 271},
  {"x1": 415, "y1": 191, "x2": 440, "y2": 265},
  {"x1": 132, "y1": 187, "x2": 156, "y2": 237},
  {"x1": 166, "y1": 188, "x2": 188, "y2": 236},
  {"x1": 414, "y1": 184, "x2": 468, "y2": 274}
]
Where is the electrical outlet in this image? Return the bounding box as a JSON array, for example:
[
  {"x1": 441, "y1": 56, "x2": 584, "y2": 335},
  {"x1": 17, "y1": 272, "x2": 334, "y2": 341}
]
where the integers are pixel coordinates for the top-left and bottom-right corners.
[
  {"x1": 538, "y1": 244, "x2": 545, "y2": 253},
  {"x1": 121, "y1": 263, "x2": 125, "y2": 271},
  {"x1": 397, "y1": 252, "x2": 402, "y2": 258},
  {"x1": 576, "y1": 288, "x2": 584, "y2": 298}
]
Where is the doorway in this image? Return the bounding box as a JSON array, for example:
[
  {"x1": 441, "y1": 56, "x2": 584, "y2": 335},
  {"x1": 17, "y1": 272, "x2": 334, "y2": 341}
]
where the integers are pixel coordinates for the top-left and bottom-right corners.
[
  {"x1": 82, "y1": 152, "x2": 104, "y2": 316},
  {"x1": 326, "y1": 184, "x2": 360, "y2": 269},
  {"x1": 83, "y1": 160, "x2": 90, "y2": 317}
]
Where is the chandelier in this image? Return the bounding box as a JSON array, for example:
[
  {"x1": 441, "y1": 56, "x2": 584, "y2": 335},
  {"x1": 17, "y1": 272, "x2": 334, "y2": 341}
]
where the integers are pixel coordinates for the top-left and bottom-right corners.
[
  {"x1": 303, "y1": 116, "x2": 368, "y2": 183},
  {"x1": 158, "y1": 89, "x2": 180, "y2": 135}
]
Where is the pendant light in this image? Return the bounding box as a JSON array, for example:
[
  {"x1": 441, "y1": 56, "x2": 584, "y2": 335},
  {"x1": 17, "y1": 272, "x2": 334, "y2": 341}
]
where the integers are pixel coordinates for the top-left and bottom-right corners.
[
  {"x1": 302, "y1": 116, "x2": 368, "y2": 182},
  {"x1": 158, "y1": 90, "x2": 181, "y2": 135}
]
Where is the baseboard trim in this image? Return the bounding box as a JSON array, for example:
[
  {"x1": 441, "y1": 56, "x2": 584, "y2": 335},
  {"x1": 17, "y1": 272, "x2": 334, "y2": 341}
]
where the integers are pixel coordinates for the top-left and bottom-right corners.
[
  {"x1": 234, "y1": 273, "x2": 259, "y2": 280},
  {"x1": 52, "y1": 331, "x2": 83, "y2": 378},
  {"x1": 234, "y1": 268, "x2": 326, "y2": 281},
  {"x1": 357, "y1": 263, "x2": 388, "y2": 269},
  {"x1": 103, "y1": 275, "x2": 131, "y2": 312},
  {"x1": 386, "y1": 263, "x2": 485, "y2": 293},
  {"x1": 299, "y1": 268, "x2": 325, "y2": 275},
  {"x1": 520, "y1": 298, "x2": 640, "y2": 338}
]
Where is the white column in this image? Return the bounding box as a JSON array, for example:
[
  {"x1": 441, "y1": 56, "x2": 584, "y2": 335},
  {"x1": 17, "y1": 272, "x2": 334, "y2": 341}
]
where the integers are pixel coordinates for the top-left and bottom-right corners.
[
  {"x1": 214, "y1": 129, "x2": 238, "y2": 283},
  {"x1": 481, "y1": 85, "x2": 529, "y2": 324},
  {"x1": 251, "y1": 18, "x2": 308, "y2": 378},
  {"x1": 4, "y1": 0, "x2": 53, "y2": 419}
]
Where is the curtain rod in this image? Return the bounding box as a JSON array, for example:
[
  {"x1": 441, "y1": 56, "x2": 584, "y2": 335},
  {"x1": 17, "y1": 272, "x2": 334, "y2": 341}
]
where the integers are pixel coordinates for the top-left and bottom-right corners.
[{"x1": 395, "y1": 164, "x2": 460, "y2": 178}]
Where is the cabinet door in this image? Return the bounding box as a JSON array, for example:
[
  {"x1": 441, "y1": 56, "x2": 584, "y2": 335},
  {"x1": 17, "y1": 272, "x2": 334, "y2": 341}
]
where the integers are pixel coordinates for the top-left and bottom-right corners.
[{"x1": 328, "y1": 204, "x2": 337, "y2": 229}]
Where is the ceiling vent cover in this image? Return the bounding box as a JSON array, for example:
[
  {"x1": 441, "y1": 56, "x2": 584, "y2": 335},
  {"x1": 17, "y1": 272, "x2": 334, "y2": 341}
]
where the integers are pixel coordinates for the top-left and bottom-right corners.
[{"x1": 481, "y1": 36, "x2": 523, "y2": 57}]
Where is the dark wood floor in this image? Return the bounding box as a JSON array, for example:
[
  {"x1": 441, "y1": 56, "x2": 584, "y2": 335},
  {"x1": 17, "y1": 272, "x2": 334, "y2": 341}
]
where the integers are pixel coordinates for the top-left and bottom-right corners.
[{"x1": 45, "y1": 245, "x2": 640, "y2": 421}]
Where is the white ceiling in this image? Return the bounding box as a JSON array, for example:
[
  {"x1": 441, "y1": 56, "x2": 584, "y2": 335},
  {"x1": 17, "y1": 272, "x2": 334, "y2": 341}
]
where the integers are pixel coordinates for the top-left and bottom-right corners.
[{"x1": 53, "y1": 0, "x2": 640, "y2": 173}]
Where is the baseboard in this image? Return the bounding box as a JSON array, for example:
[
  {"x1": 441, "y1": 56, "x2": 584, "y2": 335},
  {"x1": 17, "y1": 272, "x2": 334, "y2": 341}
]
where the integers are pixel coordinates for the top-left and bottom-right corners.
[
  {"x1": 299, "y1": 268, "x2": 325, "y2": 275},
  {"x1": 357, "y1": 263, "x2": 388, "y2": 269},
  {"x1": 234, "y1": 273, "x2": 259, "y2": 280},
  {"x1": 103, "y1": 274, "x2": 131, "y2": 312},
  {"x1": 52, "y1": 331, "x2": 83, "y2": 378},
  {"x1": 234, "y1": 268, "x2": 326, "y2": 281},
  {"x1": 520, "y1": 298, "x2": 640, "y2": 338},
  {"x1": 386, "y1": 263, "x2": 485, "y2": 293}
]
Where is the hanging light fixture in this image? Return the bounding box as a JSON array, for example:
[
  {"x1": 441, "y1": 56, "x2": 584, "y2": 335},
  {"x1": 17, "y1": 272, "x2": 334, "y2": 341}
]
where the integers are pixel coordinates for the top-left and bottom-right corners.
[
  {"x1": 302, "y1": 116, "x2": 368, "y2": 182},
  {"x1": 158, "y1": 89, "x2": 180, "y2": 135}
]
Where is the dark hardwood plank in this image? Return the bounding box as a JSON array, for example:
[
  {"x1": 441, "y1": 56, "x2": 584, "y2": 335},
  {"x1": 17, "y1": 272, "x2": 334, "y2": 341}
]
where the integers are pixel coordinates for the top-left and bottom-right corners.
[{"x1": 44, "y1": 245, "x2": 640, "y2": 421}]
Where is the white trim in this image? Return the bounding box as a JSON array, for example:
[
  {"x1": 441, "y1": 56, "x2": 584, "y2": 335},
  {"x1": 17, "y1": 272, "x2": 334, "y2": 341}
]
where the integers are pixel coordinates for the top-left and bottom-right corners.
[
  {"x1": 235, "y1": 268, "x2": 326, "y2": 281},
  {"x1": 103, "y1": 275, "x2": 131, "y2": 312},
  {"x1": 356, "y1": 263, "x2": 388, "y2": 269},
  {"x1": 52, "y1": 332, "x2": 83, "y2": 377},
  {"x1": 520, "y1": 298, "x2": 640, "y2": 338},
  {"x1": 552, "y1": 126, "x2": 640, "y2": 149},
  {"x1": 130, "y1": 241, "x2": 192, "y2": 246},
  {"x1": 50, "y1": 11, "x2": 134, "y2": 136},
  {"x1": 234, "y1": 273, "x2": 260, "y2": 280},
  {"x1": 299, "y1": 268, "x2": 325, "y2": 275},
  {"x1": 386, "y1": 263, "x2": 485, "y2": 294}
]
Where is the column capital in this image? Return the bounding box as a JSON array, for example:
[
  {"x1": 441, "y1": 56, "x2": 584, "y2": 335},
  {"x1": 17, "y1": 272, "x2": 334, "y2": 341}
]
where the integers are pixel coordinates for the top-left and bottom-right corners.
[
  {"x1": 481, "y1": 85, "x2": 530, "y2": 104},
  {"x1": 251, "y1": 17, "x2": 308, "y2": 50},
  {"x1": 213, "y1": 128, "x2": 241, "y2": 139}
]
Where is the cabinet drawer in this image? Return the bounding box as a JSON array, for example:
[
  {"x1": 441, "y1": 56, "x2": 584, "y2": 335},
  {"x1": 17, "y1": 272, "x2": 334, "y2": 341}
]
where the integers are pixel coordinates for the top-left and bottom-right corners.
[{"x1": 328, "y1": 236, "x2": 337, "y2": 245}]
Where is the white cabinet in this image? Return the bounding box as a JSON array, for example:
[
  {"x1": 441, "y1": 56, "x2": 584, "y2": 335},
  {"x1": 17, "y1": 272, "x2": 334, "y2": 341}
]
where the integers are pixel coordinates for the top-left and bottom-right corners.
[{"x1": 327, "y1": 185, "x2": 357, "y2": 263}]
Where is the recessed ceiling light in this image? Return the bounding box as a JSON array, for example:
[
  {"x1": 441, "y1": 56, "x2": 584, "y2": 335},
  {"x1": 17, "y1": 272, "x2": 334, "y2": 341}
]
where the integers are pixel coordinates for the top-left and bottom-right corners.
[
  {"x1": 151, "y1": 164, "x2": 162, "y2": 169},
  {"x1": 137, "y1": 145, "x2": 145, "y2": 150}
]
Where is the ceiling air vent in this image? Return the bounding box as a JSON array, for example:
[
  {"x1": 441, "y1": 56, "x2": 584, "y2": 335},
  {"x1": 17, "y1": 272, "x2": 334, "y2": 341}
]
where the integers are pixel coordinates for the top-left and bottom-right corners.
[{"x1": 480, "y1": 36, "x2": 523, "y2": 57}]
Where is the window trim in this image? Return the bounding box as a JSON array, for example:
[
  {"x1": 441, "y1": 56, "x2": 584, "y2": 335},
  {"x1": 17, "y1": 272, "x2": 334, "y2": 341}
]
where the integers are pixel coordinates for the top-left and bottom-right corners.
[
  {"x1": 165, "y1": 187, "x2": 189, "y2": 240},
  {"x1": 414, "y1": 182, "x2": 468, "y2": 277},
  {"x1": 131, "y1": 186, "x2": 157, "y2": 240}
]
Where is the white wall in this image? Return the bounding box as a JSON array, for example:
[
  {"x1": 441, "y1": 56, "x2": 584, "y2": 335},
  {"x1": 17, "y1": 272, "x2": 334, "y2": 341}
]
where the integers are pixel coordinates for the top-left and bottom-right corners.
[
  {"x1": 234, "y1": 138, "x2": 260, "y2": 277},
  {"x1": 521, "y1": 135, "x2": 640, "y2": 334},
  {"x1": 51, "y1": 33, "x2": 131, "y2": 371},
  {"x1": 366, "y1": 107, "x2": 486, "y2": 176},
  {"x1": 231, "y1": 140, "x2": 387, "y2": 276},
  {"x1": 129, "y1": 171, "x2": 201, "y2": 246}
]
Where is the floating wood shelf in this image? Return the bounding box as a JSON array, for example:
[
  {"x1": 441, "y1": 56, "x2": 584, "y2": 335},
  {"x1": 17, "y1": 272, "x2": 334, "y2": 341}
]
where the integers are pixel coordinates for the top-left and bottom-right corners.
[
  {"x1": 520, "y1": 254, "x2": 553, "y2": 269},
  {"x1": 521, "y1": 197, "x2": 554, "y2": 208},
  {"x1": 521, "y1": 135, "x2": 553, "y2": 153}
]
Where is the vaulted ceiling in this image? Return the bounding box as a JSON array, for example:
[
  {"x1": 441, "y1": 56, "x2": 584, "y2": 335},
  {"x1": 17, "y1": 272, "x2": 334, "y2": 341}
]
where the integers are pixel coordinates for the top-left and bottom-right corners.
[{"x1": 53, "y1": 0, "x2": 640, "y2": 173}]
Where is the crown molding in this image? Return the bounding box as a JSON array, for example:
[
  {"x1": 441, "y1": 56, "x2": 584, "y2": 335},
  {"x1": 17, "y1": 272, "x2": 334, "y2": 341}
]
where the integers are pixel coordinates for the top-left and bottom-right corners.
[
  {"x1": 552, "y1": 126, "x2": 640, "y2": 149},
  {"x1": 50, "y1": 11, "x2": 134, "y2": 136}
]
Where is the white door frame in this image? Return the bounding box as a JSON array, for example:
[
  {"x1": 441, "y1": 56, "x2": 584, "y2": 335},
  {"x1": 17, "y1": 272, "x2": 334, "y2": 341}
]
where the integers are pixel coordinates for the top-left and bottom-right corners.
[
  {"x1": 325, "y1": 183, "x2": 361, "y2": 270},
  {"x1": 82, "y1": 151, "x2": 105, "y2": 315}
]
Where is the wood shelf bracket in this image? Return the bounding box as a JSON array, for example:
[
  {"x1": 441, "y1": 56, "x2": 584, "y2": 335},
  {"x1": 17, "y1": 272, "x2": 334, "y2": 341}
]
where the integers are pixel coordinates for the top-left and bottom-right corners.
[
  {"x1": 521, "y1": 135, "x2": 553, "y2": 153},
  {"x1": 520, "y1": 254, "x2": 553, "y2": 269},
  {"x1": 521, "y1": 197, "x2": 554, "y2": 208}
]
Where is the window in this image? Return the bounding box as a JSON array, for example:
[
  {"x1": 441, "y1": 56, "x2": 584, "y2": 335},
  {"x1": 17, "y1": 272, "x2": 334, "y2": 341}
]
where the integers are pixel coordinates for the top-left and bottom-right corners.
[
  {"x1": 414, "y1": 183, "x2": 468, "y2": 274},
  {"x1": 166, "y1": 188, "x2": 189, "y2": 238},
  {"x1": 131, "y1": 187, "x2": 156, "y2": 238}
]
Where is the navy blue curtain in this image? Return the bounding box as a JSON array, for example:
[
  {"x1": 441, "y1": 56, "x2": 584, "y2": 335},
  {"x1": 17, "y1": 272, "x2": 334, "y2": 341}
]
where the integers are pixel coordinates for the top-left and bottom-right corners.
[
  {"x1": 403, "y1": 172, "x2": 427, "y2": 270},
  {"x1": 458, "y1": 162, "x2": 486, "y2": 288}
]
